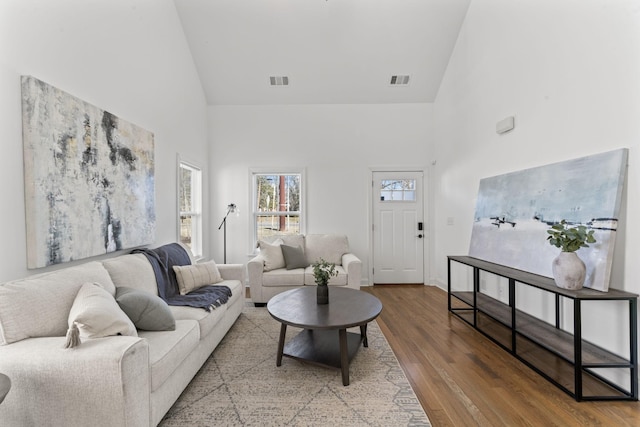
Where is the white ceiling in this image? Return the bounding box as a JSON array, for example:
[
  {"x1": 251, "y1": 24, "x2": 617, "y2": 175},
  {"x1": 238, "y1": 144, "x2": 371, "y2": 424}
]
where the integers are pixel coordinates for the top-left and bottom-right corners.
[{"x1": 174, "y1": 0, "x2": 471, "y2": 106}]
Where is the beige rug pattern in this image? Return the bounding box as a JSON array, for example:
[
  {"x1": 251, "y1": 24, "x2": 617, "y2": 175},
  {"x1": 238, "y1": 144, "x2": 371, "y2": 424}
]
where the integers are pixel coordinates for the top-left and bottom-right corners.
[{"x1": 160, "y1": 306, "x2": 431, "y2": 426}]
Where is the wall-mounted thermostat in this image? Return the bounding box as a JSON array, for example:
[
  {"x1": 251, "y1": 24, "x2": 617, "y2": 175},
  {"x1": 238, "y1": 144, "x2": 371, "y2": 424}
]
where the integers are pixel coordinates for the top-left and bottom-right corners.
[{"x1": 496, "y1": 116, "x2": 515, "y2": 134}]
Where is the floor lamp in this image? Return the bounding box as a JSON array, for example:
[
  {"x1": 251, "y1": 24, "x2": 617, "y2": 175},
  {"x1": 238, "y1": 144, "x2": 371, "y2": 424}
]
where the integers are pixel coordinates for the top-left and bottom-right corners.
[{"x1": 218, "y1": 203, "x2": 238, "y2": 264}]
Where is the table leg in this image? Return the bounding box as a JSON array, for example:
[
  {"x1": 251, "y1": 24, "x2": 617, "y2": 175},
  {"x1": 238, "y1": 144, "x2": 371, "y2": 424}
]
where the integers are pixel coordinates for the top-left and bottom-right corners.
[
  {"x1": 360, "y1": 324, "x2": 368, "y2": 347},
  {"x1": 276, "y1": 323, "x2": 287, "y2": 367},
  {"x1": 339, "y1": 328, "x2": 349, "y2": 386}
]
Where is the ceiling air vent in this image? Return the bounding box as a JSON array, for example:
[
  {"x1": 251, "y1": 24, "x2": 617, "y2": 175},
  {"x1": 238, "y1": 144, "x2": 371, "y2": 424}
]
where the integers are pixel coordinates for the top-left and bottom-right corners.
[
  {"x1": 269, "y1": 76, "x2": 289, "y2": 86},
  {"x1": 390, "y1": 75, "x2": 410, "y2": 86}
]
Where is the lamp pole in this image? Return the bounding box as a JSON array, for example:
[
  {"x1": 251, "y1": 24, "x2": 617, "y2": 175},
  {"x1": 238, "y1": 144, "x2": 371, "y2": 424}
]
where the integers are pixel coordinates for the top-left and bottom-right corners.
[{"x1": 217, "y1": 203, "x2": 237, "y2": 264}]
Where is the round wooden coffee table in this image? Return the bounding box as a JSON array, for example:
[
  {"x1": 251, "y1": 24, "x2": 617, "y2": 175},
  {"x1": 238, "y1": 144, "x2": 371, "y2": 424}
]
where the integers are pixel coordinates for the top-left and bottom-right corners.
[{"x1": 267, "y1": 287, "x2": 382, "y2": 386}]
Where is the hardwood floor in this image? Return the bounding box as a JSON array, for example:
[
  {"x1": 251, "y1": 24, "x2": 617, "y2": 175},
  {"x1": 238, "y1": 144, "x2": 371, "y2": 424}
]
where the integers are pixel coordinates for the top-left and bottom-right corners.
[{"x1": 361, "y1": 285, "x2": 640, "y2": 427}]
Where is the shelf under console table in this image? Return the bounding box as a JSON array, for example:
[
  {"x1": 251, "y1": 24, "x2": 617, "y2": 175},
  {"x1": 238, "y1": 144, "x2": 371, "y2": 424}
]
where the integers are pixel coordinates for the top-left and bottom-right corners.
[{"x1": 447, "y1": 255, "x2": 638, "y2": 401}]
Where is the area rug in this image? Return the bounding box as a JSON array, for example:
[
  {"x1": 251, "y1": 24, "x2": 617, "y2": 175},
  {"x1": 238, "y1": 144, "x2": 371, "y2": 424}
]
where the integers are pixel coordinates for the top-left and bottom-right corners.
[{"x1": 160, "y1": 306, "x2": 431, "y2": 426}]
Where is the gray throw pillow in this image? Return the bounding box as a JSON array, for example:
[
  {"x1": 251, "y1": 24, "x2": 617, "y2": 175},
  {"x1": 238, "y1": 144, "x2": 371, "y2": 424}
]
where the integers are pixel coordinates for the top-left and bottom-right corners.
[
  {"x1": 281, "y1": 244, "x2": 309, "y2": 270},
  {"x1": 115, "y1": 287, "x2": 176, "y2": 331}
]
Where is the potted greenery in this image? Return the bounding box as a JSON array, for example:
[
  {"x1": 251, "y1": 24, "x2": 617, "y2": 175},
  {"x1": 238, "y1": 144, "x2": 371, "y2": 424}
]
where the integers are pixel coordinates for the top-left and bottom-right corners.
[
  {"x1": 546, "y1": 220, "x2": 596, "y2": 290},
  {"x1": 312, "y1": 258, "x2": 338, "y2": 304}
]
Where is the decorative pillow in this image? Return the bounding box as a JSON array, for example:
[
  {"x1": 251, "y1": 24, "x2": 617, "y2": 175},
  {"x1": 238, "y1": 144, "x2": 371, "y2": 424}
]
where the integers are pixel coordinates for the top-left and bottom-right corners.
[
  {"x1": 258, "y1": 238, "x2": 285, "y2": 271},
  {"x1": 0, "y1": 262, "x2": 117, "y2": 345},
  {"x1": 67, "y1": 282, "x2": 137, "y2": 346},
  {"x1": 115, "y1": 287, "x2": 175, "y2": 331},
  {"x1": 281, "y1": 244, "x2": 309, "y2": 270},
  {"x1": 173, "y1": 260, "x2": 222, "y2": 295}
]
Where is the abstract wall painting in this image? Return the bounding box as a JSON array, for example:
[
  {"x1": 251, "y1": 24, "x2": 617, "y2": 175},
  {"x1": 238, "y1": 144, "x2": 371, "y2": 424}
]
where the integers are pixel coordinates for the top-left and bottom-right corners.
[
  {"x1": 469, "y1": 149, "x2": 627, "y2": 292},
  {"x1": 21, "y1": 76, "x2": 155, "y2": 268}
]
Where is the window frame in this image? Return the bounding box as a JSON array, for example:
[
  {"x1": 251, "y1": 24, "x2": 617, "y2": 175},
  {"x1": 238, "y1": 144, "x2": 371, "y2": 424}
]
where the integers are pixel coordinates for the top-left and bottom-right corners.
[
  {"x1": 249, "y1": 167, "x2": 306, "y2": 253},
  {"x1": 177, "y1": 156, "x2": 203, "y2": 259}
]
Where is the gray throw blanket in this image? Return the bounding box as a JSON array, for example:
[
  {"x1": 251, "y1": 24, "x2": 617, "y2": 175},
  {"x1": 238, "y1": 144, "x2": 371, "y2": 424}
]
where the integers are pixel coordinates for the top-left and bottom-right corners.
[{"x1": 132, "y1": 243, "x2": 232, "y2": 311}]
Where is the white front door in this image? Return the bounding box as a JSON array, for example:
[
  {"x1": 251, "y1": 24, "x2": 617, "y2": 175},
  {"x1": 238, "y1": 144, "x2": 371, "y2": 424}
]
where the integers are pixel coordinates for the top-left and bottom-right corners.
[{"x1": 372, "y1": 171, "x2": 425, "y2": 284}]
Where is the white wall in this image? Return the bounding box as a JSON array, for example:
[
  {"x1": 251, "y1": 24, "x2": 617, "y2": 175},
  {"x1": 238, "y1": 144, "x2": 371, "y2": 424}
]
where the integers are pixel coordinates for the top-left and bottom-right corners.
[
  {"x1": 0, "y1": 0, "x2": 208, "y2": 282},
  {"x1": 433, "y1": 0, "x2": 640, "y2": 373},
  {"x1": 208, "y1": 104, "x2": 433, "y2": 283}
]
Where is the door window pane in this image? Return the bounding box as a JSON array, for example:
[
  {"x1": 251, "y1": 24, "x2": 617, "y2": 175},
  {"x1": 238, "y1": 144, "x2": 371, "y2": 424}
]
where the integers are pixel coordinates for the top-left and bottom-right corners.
[{"x1": 380, "y1": 179, "x2": 416, "y2": 201}]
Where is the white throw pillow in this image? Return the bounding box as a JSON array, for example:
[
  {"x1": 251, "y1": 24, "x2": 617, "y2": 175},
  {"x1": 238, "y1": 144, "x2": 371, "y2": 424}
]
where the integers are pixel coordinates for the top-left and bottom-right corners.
[
  {"x1": 68, "y1": 282, "x2": 138, "y2": 340},
  {"x1": 259, "y1": 238, "x2": 285, "y2": 271},
  {"x1": 0, "y1": 262, "x2": 116, "y2": 345},
  {"x1": 173, "y1": 260, "x2": 223, "y2": 295}
]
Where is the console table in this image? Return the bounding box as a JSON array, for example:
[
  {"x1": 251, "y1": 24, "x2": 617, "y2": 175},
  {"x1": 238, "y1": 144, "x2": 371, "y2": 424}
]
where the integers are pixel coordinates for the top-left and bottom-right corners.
[{"x1": 448, "y1": 255, "x2": 638, "y2": 401}]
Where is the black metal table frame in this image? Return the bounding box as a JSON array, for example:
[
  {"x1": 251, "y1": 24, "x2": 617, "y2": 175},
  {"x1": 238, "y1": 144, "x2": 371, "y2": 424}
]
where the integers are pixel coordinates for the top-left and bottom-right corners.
[{"x1": 448, "y1": 255, "x2": 638, "y2": 401}]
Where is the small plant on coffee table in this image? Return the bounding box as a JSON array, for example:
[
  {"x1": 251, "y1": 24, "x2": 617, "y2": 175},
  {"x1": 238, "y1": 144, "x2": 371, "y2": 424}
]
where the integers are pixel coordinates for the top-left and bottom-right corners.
[{"x1": 312, "y1": 258, "x2": 338, "y2": 286}]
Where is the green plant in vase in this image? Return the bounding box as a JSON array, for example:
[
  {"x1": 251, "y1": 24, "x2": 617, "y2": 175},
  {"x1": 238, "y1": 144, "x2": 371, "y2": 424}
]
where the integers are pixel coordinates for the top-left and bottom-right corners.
[
  {"x1": 546, "y1": 220, "x2": 596, "y2": 290},
  {"x1": 546, "y1": 220, "x2": 596, "y2": 252}
]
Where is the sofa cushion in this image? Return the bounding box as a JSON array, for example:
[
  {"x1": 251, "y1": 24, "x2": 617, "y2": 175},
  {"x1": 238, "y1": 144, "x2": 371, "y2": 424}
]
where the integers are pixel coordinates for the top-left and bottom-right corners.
[
  {"x1": 304, "y1": 234, "x2": 349, "y2": 266},
  {"x1": 169, "y1": 300, "x2": 226, "y2": 338},
  {"x1": 281, "y1": 244, "x2": 309, "y2": 270},
  {"x1": 103, "y1": 254, "x2": 158, "y2": 296},
  {"x1": 258, "y1": 238, "x2": 285, "y2": 271},
  {"x1": 115, "y1": 287, "x2": 175, "y2": 331},
  {"x1": 168, "y1": 279, "x2": 241, "y2": 337},
  {"x1": 222, "y1": 279, "x2": 243, "y2": 302},
  {"x1": 304, "y1": 265, "x2": 348, "y2": 286},
  {"x1": 263, "y1": 269, "x2": 305, "y2": 287},
  {"x1": 69, "y1": 282, "x2": 138, "y2": 339},
  {"x1": 138, "y1": 320, "x2": 199, "y2": 392},
  {"x1": 0, "y1": 261, "x2": 116, "y2": 345},
  {"x1": 173, "y1": 260, "x2": 222, "y2": 295}
]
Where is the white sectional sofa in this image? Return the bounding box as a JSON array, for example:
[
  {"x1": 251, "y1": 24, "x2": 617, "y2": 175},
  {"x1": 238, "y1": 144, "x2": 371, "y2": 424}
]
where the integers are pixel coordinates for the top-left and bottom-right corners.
[
  {"x1": 247, "y1": 234, "x2": 361, "y2": 305},
  {"x1": 0, "y1": 246, "x2": 244, "y2": 427}
]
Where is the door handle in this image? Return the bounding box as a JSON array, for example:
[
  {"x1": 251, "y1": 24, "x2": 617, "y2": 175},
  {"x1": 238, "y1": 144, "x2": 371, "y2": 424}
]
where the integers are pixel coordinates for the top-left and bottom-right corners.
[{"x1": 417, "y1": 234, "x2": 423, "y2": 238}]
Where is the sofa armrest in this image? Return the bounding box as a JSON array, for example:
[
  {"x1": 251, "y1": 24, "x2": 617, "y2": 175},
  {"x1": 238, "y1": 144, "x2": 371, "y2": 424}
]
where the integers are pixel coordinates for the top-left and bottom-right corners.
[
  {"x1": 0, "y1": 336, "x2": 150, "y2": 427},
  {"x1": 217, "y1": 263, "x2": 245, "y2": 282},
  {"x1": 247, "y1": 255, "x2": 266, "y2": 284},
  {"x1": 247, "y1": 255, "x2": 266, "y2": 302},
  {"x1": 342, "y1": 253, "x2": 362, "y2": 289}
]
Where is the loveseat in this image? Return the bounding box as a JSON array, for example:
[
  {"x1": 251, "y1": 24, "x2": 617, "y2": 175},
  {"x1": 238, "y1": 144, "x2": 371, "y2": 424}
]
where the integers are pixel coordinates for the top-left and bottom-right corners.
[
  {"x1": 0, "y1": 244, "x2": 244, "y2": 427},
  {"x1": 247, "y1": 234, "x2": 361, "y2": 305}
]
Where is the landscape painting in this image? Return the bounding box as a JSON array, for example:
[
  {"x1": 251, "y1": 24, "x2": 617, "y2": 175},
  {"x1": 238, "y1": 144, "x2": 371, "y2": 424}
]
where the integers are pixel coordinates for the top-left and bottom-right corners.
[
  {"x1": 469, "y1": 149, "x2": 627, "y2": 292},
  {"x1": 21, "y1": 76, "x2": 155, "y2": 268}
]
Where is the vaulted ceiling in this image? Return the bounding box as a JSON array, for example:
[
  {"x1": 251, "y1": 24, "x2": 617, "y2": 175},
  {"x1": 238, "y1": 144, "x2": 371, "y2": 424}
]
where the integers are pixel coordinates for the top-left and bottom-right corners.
[{"x1": 174, "y1": 0, "x2": 471, "y2": 105}]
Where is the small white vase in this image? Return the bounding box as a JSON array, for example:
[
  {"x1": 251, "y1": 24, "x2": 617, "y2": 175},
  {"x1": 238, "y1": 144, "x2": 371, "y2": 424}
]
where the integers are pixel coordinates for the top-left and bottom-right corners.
[{"x1": 551, "y1": 251, "x2": 586, "y2": 290}]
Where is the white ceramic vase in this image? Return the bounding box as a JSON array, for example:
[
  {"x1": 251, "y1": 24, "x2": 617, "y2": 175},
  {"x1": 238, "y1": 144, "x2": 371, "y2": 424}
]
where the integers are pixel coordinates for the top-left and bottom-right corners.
[{"x1": 551, "y1": 251, "x2": 586, "y2": 290}]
